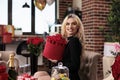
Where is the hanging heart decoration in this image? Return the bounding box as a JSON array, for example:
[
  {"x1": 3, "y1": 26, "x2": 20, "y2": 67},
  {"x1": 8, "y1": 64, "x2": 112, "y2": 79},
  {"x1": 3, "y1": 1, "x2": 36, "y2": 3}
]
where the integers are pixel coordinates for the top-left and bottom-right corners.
[
  {"x1": 34, "y1": 0, "x2": 46, "y2": 11},
  {"x1": 46, "y1": 0, "x2": 55, "y2": 6}
]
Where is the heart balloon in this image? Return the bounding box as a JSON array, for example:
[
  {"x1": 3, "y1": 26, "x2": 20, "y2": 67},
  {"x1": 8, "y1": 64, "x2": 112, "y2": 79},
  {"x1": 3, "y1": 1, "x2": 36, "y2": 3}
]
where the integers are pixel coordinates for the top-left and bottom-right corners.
[
  {"x1": 46, "y1": 0, "x2": 55, "y2": 6},
  {"x1": 34, "y1": 0, "x2": 46, "y2": 11}
]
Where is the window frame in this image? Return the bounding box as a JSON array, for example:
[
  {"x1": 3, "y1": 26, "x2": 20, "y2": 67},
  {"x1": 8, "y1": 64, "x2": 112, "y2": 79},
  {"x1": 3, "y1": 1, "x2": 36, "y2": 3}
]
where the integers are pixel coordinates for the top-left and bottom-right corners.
[{"x1": 8, "y1": 0, "x2": 57, "y2": 35}]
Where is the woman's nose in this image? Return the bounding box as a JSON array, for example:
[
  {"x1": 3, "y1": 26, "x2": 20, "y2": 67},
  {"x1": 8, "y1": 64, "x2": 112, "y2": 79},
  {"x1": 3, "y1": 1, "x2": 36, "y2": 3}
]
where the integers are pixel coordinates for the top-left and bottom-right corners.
[{"x1": 68, "y1": 23, "x2": 73, "y2": 27}]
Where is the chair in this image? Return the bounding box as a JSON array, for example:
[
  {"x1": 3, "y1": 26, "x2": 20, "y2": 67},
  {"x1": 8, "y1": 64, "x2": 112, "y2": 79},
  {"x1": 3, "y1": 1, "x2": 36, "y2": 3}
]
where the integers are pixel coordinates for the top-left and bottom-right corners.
[
  {"x1": 16, "y1": 41, "x2": 30, "y2": 64},
  {"x1": 79, "y1": 51, "x2": 103, "y2": 80},
  {"x1": 0, "y1": 44, "x2": 5, "y2": 51}
]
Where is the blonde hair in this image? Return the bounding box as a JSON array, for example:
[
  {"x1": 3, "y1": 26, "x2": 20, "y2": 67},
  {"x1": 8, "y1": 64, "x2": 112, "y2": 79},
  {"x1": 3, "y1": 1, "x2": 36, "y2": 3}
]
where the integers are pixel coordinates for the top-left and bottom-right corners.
[{"x1": 61, "y1": 14, "x2": 85, "y2": 54}]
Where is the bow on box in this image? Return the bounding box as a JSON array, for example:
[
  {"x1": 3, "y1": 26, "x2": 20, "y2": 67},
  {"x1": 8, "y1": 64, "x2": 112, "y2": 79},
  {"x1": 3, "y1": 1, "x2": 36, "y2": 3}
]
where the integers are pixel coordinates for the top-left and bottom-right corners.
[{"x1": 17, "y1": 73, "x2": 36, "y2": 80}]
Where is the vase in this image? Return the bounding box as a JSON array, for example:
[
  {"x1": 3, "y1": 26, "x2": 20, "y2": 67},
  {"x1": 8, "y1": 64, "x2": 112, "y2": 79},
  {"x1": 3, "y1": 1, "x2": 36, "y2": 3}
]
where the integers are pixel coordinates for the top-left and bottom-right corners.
[{"x1": 30, "y1": 53, "x2": 38, "y2": 75}]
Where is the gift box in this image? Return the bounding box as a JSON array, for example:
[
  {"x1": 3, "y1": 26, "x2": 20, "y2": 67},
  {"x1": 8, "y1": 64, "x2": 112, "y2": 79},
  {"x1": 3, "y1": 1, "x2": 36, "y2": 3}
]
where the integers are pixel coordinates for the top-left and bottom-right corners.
[
  {"x1": 0, "y1": 65, "x2": 6, "y2": 73},
  {"x1": 2, "y1": 32, "x2": 12, "y2": 44},
  {"x1": 0, "y1": 25, "x2": 14, "y2": 37},
  {"x1": 17, "y1": 73, "x2": 36, "y2": 80},
  {"x1": 43, "y1": 34, "x2": 66, "y2": 60},
  {"x1": 0, "y1": 27, "x2": 3, "y2": 37},
  {"x1": 0, "y1": 25, "x2": 14, "y2": 44},
  {"x1": 0, "y1": 65, "x2": 8, "y2": 80},
  {"x1": 5, "y1": 25, "x2": 14, "y2": 37},
  {"x1": 0, "y1": 73, "x2": 8, "y2": 80},
  {"x1": 0, "y1": 25, "x2": 5, "y2": 37}
]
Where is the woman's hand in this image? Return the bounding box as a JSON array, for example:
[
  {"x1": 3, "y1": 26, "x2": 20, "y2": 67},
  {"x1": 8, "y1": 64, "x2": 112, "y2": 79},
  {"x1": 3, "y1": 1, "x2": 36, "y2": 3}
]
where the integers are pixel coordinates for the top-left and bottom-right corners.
[{"x1": 48, "y1": 59, "x2": 58, "y2": 63}]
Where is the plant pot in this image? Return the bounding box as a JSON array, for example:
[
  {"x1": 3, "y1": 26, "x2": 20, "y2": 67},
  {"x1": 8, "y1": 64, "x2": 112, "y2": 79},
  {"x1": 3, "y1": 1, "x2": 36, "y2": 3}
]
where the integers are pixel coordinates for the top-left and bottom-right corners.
[{"x1": 14, "y1": 30, "x2": 22, "y2": 36}]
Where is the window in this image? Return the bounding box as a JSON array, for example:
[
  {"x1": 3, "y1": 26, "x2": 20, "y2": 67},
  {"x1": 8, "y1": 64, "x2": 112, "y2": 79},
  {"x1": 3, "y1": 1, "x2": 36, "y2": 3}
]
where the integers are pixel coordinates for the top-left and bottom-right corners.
[
  {"x1": 0, "y1": 0, "x2": 8, "y2": 25},
  {"x1": 35, "y1": 1, "x2": 55, "y2": 34},
  {"x1": 0, "y1": 0, "x2": 56, "y2": 34},
  {"x1": 12, "y1": 0, "x2": 31, "y2": 33}
]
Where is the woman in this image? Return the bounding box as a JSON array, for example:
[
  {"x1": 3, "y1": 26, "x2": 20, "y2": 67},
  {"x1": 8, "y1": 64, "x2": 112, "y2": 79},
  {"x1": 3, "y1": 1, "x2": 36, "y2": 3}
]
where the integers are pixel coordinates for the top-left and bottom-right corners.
[
  {"x1": 50, "y1": 14, "x2": 85, "y2": 80},
  {"x1": 61, "y1": 14, "x2": 85, "y2": 80}
]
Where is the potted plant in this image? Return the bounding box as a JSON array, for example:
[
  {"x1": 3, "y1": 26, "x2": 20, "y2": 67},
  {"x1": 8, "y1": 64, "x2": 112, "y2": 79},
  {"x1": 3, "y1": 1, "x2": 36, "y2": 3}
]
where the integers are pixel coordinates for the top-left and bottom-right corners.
[
  {"x1": 27, "y1": 37, "x2": 44, "y2": 75},
  {"x1": 107, "y1": 0, "x2": 120, "y2": 42},
  {"x1": 103, "y1": 0, "x2": 120, "y2": 57},
  {"x1": 14, "y1": 27, "x2": 23, "y2": 36}
]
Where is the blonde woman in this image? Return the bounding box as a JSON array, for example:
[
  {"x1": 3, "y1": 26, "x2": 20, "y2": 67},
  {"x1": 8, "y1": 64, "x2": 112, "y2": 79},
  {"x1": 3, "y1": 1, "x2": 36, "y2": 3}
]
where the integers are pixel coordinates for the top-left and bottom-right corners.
[
  {"x1": 60, "y1": 14, "x2": 85, "y2": 80},
  {"x1": 50, "y1": 14, "x2": 85, "y2": 80}
]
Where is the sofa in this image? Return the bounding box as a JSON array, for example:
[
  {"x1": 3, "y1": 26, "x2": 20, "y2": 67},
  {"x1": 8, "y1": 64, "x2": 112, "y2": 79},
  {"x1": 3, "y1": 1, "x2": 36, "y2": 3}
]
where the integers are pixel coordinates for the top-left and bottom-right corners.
[
  {"x1": 0, "y1": 51, "x2": 19, "y2": 72},
  {"x1": 34, "y1": 51, "x2": 103, "y2": 80},
  {"x1": 79, "y1": 51, "x2": 103, "y2": 80}
]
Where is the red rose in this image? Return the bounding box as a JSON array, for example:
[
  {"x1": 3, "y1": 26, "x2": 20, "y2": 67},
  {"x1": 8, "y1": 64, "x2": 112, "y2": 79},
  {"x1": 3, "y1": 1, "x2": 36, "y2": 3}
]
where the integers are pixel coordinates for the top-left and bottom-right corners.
[
  {"x1": 27, "y1": 37, "x2": 44, "y2": 56},
  {"x1": 43, "y1": 34, "x2": 67, "y2": 60},
  {"x1": 112, "y1": 56, "x2": 120, "y2": 80},
  {"x1": 32, "y1": 37, "x2": 44, "y2": 45}
]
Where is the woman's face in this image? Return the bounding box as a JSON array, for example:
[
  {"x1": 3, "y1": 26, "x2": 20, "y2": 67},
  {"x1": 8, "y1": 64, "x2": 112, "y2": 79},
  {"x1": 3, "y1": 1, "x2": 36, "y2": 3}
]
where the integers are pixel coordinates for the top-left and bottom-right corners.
[{"x1": 65, "y1": 18, "x2": 79, "y2": 37}]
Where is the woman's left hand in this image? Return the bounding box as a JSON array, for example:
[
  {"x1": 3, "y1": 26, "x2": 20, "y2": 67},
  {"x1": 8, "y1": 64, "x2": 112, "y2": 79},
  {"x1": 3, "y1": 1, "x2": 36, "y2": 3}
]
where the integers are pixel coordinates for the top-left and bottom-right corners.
[{"x1": 48, "y1": 59, "x2": 58, "y2": 63}]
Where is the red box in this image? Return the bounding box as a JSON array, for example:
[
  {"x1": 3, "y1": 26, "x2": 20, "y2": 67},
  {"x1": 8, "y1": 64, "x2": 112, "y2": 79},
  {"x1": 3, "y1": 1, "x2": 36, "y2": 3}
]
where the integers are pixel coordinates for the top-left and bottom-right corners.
[
  {"x1": 0, "y1": 25, "x2": 5, "y2": 37},
  {"x1": 2, "y1": 32, "x2": 12, "y2": 44},
  {"x1": 0, "y1": 26, "x2": 3, "y2": 37},
  {"x1": 43, "y1": 37, "x2": 66, "y2": 60},
  {"x1": 0, "y1": 73, "x2": 8, "y2": 80},
  {"x1": 0, "y1": 65, "x2": 6, "y2": 73},
  {"x1": 0, "y1": 25, "x2": 14, "y2": 37}
]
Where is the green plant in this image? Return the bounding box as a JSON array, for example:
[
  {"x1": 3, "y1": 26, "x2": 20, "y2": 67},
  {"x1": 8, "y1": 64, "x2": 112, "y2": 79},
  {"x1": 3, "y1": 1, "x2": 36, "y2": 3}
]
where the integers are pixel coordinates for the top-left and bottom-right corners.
[
  {"x1": 107, "y1": 0, "x2": 120, "y2": 42},
  {"x1": 14, "y1": 28, "x2": 22, "y2": 30}
]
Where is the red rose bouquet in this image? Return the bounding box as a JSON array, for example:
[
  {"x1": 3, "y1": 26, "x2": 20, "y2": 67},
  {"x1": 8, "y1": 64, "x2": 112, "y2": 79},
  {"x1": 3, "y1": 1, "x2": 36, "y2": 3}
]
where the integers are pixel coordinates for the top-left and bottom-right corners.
[
  {"x1": 43, "y1": 34, "x2": 67, "y2": 60},
  {"x1": 112, "y1": 44, "x2": 120, "y2": 80},
  {"x1": 112, "y1": 56, "x2": 120, "y2": 80},
  {"x1": 27, "y1": 37, "x2": 44, "y2": 56}
]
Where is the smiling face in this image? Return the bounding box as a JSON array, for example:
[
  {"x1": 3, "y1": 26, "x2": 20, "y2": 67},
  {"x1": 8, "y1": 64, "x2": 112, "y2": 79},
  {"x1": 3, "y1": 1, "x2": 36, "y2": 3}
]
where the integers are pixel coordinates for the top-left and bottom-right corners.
[{"x1": 65, "y1": 18, "x2": 79, "y2": 37}]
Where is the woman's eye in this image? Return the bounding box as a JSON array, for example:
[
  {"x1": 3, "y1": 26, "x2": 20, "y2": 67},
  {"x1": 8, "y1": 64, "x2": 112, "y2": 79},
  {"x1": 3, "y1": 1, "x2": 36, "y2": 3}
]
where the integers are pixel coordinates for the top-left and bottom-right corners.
[
  {"x1": 66, "y1": 22, "x2": 77, "y2": 26},
  {"x1": 72, "y1": 22, "x2": 77, "y2": 25},
  {"x1": 66, "y1": 23, "x2": 69, "y2": 25}
]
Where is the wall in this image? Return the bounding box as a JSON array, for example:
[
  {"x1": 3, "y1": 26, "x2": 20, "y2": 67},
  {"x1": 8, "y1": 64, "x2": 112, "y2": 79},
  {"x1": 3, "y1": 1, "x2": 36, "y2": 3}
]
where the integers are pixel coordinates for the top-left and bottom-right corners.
[
  {"x1": 82, "y1": 0, "x2": 111, "y2": 79},
  {"x1": 59, "y1": 0, "x2": 112, "y2": 79},
  {"x1": 73, "y1": 0, "x2": 82, "y2": 10},
  {"x1": 59, "y1": 0, "x2": 111, "y2": 54},
  {"x1": 59, "y1": 0, "x2": 73, "y2": 22},
  {"x1": 82, "y1": 0, "x2": 111, "y2": 54}
]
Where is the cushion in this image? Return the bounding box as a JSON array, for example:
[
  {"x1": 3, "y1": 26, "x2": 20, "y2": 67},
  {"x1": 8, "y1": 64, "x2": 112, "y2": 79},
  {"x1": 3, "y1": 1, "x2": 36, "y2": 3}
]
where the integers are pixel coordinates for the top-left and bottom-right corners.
[
  {"x1": 38, "y1": 75, "x2": 51, "y2": 80},
  {"x1": 0, "y1": 51, "x2": 15, "y2": 61},
  {"x1": 79, "y1": 51, "x2": 102, "y2": 80}
]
